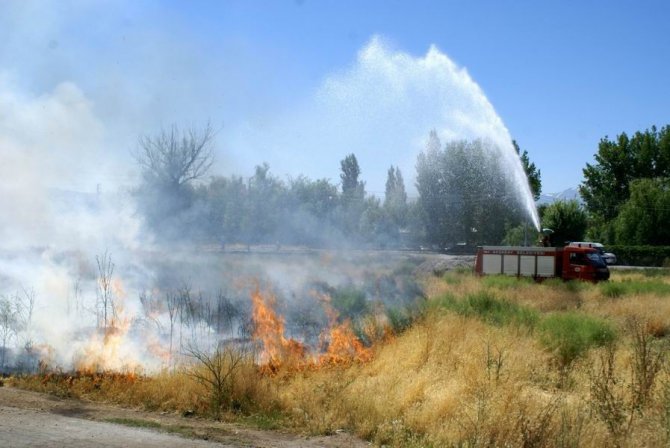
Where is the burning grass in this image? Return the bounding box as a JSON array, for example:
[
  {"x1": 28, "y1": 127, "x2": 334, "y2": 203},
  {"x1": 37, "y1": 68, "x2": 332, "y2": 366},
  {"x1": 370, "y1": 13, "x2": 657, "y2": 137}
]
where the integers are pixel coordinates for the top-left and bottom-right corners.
[{"x1": 10, "y1": 267, "x2": 670, "y2": 446}]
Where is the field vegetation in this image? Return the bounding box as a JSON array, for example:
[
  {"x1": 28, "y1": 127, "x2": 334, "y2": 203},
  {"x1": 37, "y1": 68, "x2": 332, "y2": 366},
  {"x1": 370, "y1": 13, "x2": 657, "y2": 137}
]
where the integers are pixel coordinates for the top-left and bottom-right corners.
[{"x1": 11, "y1": 268, "x2": 670, "y2": 447}]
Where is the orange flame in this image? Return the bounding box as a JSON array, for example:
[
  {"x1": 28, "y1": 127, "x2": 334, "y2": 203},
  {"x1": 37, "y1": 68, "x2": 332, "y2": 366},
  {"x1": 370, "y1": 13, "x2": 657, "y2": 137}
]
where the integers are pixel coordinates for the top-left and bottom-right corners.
[
  {"x1": 251, "y1": 287, "x2": 306, "y2": 373},
  {"x1": 74, "y1": 279, "x2": 143, "y2": 373},
  {"x1": 251, "y1": 287, "x2": 373, "y2": 373}
]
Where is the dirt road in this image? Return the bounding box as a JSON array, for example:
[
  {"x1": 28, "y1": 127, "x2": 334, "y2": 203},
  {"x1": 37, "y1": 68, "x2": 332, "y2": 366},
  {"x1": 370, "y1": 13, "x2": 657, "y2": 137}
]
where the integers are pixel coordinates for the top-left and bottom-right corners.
[{"x1": 0, "y1": 386, "x2": 367, "y2": 448}]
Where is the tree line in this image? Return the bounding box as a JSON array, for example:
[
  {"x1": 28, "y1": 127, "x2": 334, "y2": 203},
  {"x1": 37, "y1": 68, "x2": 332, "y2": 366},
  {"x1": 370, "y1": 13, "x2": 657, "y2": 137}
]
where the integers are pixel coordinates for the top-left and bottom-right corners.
[
  {"x1": 132, "y1": 125, "x2": 545, "y2": 250},
  {"x1": 538, "y1": 124, "x2": 670, "y2": 248},
  {"x1": 132, "y1": 122, "x2": 670, "y2": 250}
]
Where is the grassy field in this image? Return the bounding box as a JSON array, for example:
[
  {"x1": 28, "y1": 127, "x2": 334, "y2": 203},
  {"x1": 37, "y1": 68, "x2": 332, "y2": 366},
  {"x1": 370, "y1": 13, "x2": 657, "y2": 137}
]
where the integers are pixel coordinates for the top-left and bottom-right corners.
[{"x1": 11, "y1": 268, "x2": 670, "y2": 447}]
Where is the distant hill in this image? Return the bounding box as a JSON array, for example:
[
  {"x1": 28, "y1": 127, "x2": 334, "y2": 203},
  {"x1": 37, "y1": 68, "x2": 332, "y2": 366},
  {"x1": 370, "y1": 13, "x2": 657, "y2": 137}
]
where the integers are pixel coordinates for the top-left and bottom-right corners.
[{"x1": 536, "y1": 187, "x2": 581, "y2": 205}]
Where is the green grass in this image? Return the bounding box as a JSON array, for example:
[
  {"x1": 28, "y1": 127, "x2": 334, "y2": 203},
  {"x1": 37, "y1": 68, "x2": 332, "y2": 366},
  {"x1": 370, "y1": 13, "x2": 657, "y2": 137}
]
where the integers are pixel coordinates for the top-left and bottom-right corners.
[
  {"x1": 240, "y1": 411, "x2": 285, "y2": 430},
  {"x1": 600, "y1": 279, "x2": 670, "y2": 298},
  {"x1": 541, "y1": 278, "x2": 589, "y2": 293},
  {"x1": 435, "y1": 291, "x2": 539, "y2": 329},
  {"x1": 539, "y1": 313, "x2": 616, "y2": 367},
  {"x1": 481, "y1": 275, "x2": 533, "y2": 289}
]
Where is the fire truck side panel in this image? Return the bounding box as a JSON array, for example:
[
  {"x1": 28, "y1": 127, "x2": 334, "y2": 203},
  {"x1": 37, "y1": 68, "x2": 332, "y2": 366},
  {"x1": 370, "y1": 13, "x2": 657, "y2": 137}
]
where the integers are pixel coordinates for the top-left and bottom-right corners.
[
  {"x1": 519, "y1": 255, "x2": 536, "y2": 276},
  {"x1": 537, "y1": 256, "x2": 556, "y2": 277},
  {"x1": 503, "y1": 254, "x2": 518, "y2": 275},
  {"x1": 482, "y1": 254, "x2": 502, "y2": 274}
]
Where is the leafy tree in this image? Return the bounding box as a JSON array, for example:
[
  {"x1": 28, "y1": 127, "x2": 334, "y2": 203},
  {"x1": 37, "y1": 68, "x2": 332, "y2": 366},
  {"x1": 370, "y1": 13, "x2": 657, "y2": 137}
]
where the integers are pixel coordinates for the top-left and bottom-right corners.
[
  {"x1": 541, "y1": 200, "x2": 587, "y2": 246},
  {"x1": 338, "y1": 154, "x2": 366, "y2": 237},
  {"x1": 415, "y1": 130, "x2": 449, "y2": 246},
  {"x1": 340, "y1": 153, "x2": 365, "y2": 201},
  {"x1": 416, "y1": 133, "x2": 526, "y2": 247},
  {"x1": 580, "y1": 125, "x2": 670, "y2": 241},
  {"x1": 241, "y1": 163, "x2": 285, "y2": 245},
  {"x1": 204, "y1": 175, "x2": 247, "y2": 245},
  {"x1": 381, "y1": 165, "x2": 409, "y2": 245},
  {"x1": 614, "y1": 178, "x2": 670, "y2": 245},
  {"x1": 513, "y1": 140, "x2": 542, "y2": 201}
]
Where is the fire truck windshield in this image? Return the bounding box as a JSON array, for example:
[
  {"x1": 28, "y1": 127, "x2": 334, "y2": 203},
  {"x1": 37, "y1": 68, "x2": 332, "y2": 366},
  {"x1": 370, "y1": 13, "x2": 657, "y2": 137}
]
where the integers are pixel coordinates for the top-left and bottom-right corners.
[{"x1": 586, "y1": 252, "x2": 607, "y2": 268}]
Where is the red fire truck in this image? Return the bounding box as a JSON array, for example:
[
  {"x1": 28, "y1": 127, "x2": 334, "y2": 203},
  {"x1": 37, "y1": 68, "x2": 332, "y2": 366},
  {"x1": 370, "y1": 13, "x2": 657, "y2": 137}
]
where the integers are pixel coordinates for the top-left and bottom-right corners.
[{"x1": 474, "y1": 245, "x2": 610, "y2": 282}]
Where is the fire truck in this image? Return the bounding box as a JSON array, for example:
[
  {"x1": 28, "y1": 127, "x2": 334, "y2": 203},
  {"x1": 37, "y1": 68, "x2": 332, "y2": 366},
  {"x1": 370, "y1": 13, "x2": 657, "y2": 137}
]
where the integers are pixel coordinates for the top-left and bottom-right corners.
[{"x1": 474, "y1": 245, "x2": 610, "y2": 282}]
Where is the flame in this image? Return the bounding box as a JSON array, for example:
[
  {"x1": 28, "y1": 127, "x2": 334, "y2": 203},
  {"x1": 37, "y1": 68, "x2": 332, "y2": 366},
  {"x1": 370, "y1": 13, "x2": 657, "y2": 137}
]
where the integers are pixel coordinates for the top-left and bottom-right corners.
[
  {"x1": 74, "y1": 278, "x2": 143, "y2": 373},
  {"x1": 251, "y1": 287, "x2": 373, "y2": 373},
  {"x1": 251, "y1": 287, "x2": 306, "y2": 372},
  {"x1": 314, "y1": 292, "x2": 372, "y2": 366},
  {"x1": 318, "y1": 319, "x2": 372, "y2": 365}
]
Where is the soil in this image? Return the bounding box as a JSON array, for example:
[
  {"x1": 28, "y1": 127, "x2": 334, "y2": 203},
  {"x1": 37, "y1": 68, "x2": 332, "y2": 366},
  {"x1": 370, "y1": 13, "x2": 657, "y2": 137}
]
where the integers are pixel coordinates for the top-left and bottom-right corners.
[{"x1": 0, "y1": 385, "x2": 368, "y2": 447}]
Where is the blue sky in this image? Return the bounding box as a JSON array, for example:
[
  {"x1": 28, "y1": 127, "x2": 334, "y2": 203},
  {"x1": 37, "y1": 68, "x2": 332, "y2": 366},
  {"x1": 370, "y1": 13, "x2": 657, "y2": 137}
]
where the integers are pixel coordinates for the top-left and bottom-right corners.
[{"x1": 2, "y1": 0, "x2": 669, "y2": 196}]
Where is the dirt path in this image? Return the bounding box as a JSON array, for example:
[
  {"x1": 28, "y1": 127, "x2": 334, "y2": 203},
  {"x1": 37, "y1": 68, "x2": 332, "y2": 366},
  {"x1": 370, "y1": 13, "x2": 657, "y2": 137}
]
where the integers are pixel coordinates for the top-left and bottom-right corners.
[{"x1": 0, "y1": 386, "x2": 367, "y2": 447}]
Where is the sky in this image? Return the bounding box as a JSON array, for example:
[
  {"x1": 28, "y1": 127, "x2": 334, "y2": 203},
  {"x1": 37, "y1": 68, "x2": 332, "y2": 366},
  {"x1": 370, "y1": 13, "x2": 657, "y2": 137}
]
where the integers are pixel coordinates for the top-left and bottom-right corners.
[{"x1": 1, "y1": 0, "x2": 669, "y2": 197}]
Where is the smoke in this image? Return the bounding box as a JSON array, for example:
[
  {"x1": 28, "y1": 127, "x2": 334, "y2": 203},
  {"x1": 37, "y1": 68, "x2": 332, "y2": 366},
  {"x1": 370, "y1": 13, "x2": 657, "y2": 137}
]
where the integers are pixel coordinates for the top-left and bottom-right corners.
[{"x1": 1, "y1": 3, "x2": 530, "y2": 372}]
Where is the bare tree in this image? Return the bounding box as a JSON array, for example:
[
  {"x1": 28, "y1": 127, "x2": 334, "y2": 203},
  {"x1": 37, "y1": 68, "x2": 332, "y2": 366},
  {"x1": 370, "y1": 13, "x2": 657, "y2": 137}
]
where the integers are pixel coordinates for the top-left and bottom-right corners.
[
  {"x1": 166, "y1": 291, "x2": 181, "y2": 369},
  {"x1": 184, "y1": 344, "x2": 251, "y2": 419},
  {"x1": 96, "y1": 251, "x2": 115, "y2": 330},
  {"x1": 0, "y1": 295, "x2": 18, "y2": 371},
  {"x1": 136, "y1": 123, "x2": 216, "y2": 187}
]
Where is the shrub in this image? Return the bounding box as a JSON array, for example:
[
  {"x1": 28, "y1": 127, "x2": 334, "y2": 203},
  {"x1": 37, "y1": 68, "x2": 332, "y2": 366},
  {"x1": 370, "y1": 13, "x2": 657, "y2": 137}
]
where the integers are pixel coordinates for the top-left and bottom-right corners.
[
  {"x1": 600, "y1": 282, "x2": 626, "y2": 298},
  {"x1": 539, "y1": 313, "x2": 616, "y2": 367},
  {"x1": 331, "y1": 286, "x2": 369, "y2": 319},
  {"x1": 608, "y1": 245, "x2": 670, "y2": 267}
]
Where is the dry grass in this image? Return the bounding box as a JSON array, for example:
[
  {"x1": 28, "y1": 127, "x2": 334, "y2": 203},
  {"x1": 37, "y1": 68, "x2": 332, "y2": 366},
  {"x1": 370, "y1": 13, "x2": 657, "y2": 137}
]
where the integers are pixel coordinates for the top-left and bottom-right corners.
[{"x1": 11, "y1": 268, "x2": 670, "y2": 446}]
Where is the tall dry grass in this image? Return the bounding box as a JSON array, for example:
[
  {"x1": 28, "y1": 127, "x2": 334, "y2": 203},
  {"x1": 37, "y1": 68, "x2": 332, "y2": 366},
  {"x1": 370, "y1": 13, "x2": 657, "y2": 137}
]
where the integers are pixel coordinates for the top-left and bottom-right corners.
[{"x1": 11, "y1": 268, "x2": 670, "y2": 446}]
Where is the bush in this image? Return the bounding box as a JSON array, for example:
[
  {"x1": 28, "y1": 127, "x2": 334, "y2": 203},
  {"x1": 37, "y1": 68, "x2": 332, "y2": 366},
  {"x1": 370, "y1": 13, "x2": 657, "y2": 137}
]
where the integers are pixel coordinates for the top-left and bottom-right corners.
[
  {"x1": 607, "y1": 245, "x2": 670, "y2": 267},
  {"x1": 539, "y1": 313, "x2": 616, "y2": 367},
  {"x1": 331, "y1": 286, "x2": 369, "y2": 319}
]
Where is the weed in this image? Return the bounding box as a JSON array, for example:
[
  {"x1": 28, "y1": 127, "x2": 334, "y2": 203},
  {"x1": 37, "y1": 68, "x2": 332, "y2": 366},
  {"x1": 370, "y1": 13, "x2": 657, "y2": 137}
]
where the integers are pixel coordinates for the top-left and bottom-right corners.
[
  {"x1": 484, "y1": 341, "x2": 507, "y2": 383},
  {"x1": 241, "y1": 411, "x2": 285, "y2": 430},
  {"x1": 435, "y1": 291, "x2": 538, "y2": 330},
  {"x1": 600, "y1": 282, "x2": 626, "y2": 298},
  {"x1": 442, "y1": 272, "x2": 463, "y2": 285},
  {"x1": 386, "y1": 307, "x2": 414, "y2": 333},
  {"x1": 539, "y1": 313, "x2": 616, "y2": 370},
  {"x1": 589, "y1": 345, "x2": 630, "y2": 442},
  {"x1": 331, "y1": 286, "x2": 369, "y2": 319},
  {"x1": 627, "y1": 318, "x2": 665, "y2": 410},
  {"x1": 600, "y1": 279, "x2": 670, "y2": 298},
  {"x1": 556, "y1": 405, "x2": 586, "y2": 448},
  {"x1": 514, "y1": 396, "x2": 560, "y2": 448}
]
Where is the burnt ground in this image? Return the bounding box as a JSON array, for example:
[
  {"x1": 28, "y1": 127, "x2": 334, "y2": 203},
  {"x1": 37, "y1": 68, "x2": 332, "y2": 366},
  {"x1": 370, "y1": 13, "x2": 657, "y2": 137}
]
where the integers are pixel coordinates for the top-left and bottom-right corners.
[{"x1": 0, "y1": 385, "x2": 368, "y2": 448}]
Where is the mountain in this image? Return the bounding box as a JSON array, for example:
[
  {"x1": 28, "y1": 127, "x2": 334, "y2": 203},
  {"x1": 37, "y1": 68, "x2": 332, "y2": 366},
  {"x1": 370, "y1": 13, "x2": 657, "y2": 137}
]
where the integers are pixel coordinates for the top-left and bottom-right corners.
[{"x1": 536, "y1": 187, "x2": 581, "y2": 205}]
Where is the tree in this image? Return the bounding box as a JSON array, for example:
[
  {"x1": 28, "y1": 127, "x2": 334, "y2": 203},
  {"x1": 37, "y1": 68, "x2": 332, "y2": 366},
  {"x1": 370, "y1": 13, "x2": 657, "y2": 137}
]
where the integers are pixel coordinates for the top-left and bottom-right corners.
[
  {"x1": 136, "y1": 123, "x2": 215, "y2": 188},
  {"x1": 541, "y1": 200, "x2": 588, "y2": 247},
  {"x1": 580, "y1": 125, "x2": 670, "y2": 241},
  {"x1": 614, "y1": 178, "x2": 670, "y2": 245},
  {"x1": 340, "y1": 153, "x2": 365, "y2": 201},
  {"x1": 338, "y1": 154, "x2": 366, "y2": 237},
  {"x1": 416, "y1": 134, "x2": 524, "y2": 247},
  {"x1": 133, "y1": 123, "x2": 216, "y2": 240},
  {"x1": 513, "y1": 140, "x2": 542, "y2": 201},
  {"x1": 381, "y1": 166, "x2": 409, "y2": 245},
  {"x1": 0, "y1": 295, "x2": 18, "y2": 370}
]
